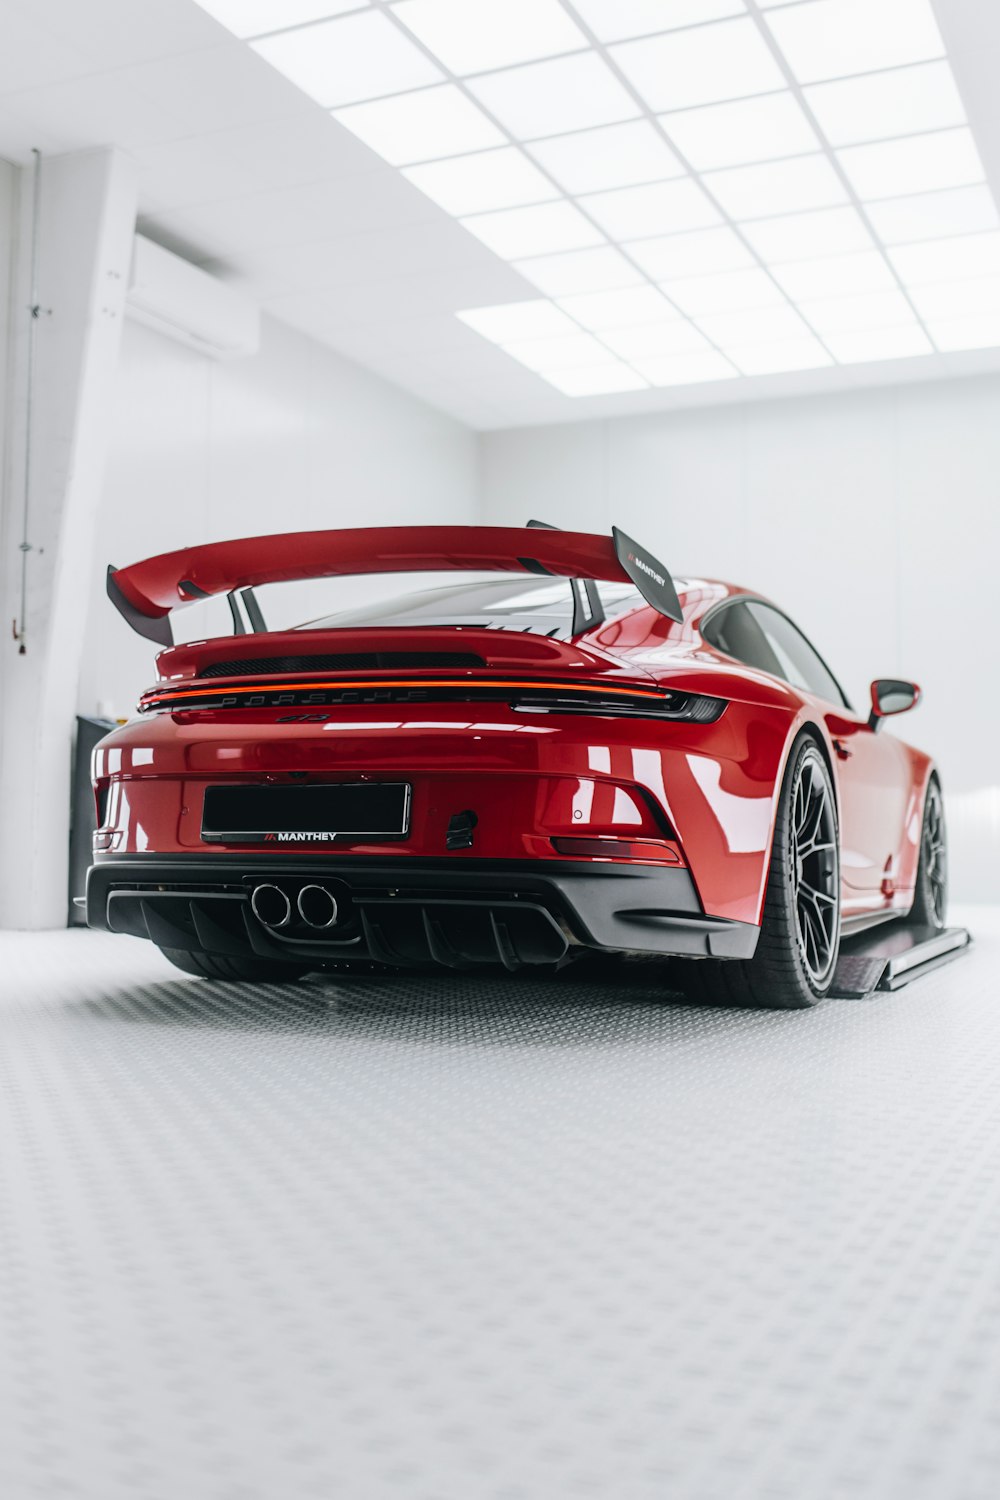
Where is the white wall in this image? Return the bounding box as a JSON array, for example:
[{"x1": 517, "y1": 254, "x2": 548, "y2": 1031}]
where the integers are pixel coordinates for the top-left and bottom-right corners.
[
  {"x1": 1, "y1": 149, "x2": 137, "y2": 930},
  {"x1": 79, "y1": 312, "x2": 478, "y2": 716},
  {"x1": 480, "y1": 377, "x2": 1000, "y2": 902},
  {"x1": 0, "y1": 160, "x2": 11, "y2": 491}
]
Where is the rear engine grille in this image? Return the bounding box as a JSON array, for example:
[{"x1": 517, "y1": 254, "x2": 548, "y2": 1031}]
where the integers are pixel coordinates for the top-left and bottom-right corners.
[{"x1": 200, "y1": 651, "x2": 485, "y2": 678}]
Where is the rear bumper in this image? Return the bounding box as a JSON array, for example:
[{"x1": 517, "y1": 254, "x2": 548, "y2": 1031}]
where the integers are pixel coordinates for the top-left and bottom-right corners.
[{"x1": 86, "y1": 854, "x2": 759, "y2": 968}]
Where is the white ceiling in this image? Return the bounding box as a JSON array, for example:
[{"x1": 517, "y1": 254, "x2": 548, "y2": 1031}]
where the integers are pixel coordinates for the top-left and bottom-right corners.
[{"x1": 1, "y1": 0, "x2": 999, "y2": 429}]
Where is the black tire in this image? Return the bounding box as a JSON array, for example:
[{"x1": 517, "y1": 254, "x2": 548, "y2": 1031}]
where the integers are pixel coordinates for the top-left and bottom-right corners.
[
  {"x1": 907, "y1": 778, "x2": 947, "y2": 929},
  {"x1": 157, "y1": 947, "x2": 311, "y2": 983},
  {"x1": 676, "y1": 736, "x2": 841, "y2": 1010}
]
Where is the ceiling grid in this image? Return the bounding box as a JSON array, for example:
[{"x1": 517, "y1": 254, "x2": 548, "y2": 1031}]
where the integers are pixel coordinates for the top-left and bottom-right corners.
[
  {"x1": 195, "y1": 0, "x2": 998, "y2": 399},
  {"x1": 3, "y1": 0, "x2": 997, "y2": 423}
]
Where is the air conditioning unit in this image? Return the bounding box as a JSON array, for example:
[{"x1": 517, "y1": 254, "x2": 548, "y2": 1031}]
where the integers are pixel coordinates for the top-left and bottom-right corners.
[{"x1": 126, "y1": 234, "x2": 260, "y2": 359}]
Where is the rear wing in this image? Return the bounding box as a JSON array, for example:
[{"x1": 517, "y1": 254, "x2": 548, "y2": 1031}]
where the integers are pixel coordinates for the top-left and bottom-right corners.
[{"x1": 107, "y1": 524, "x2": 683, "y2": 647}]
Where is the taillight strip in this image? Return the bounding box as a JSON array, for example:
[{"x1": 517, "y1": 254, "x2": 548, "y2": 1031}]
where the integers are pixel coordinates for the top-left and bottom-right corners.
[{"x1": 141, "y1": 675, "x2": 670, "y2": 708}]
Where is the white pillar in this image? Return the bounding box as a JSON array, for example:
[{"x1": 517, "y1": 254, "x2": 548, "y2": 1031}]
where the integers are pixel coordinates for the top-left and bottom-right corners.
[{"x1": 0, "y1": 148, "x2": 137, "y2": 929}]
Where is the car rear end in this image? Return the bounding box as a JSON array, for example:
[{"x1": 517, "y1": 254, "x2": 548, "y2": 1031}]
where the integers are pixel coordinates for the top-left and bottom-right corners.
[{"x1": 86, "y1": 617, "x2": 771, "y2": 971}]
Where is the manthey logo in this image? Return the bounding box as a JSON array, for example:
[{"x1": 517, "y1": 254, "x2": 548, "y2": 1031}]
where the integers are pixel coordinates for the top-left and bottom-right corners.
[
  {"x1": 264, "y1": 831, "x2": 338, "y2": 842},
  {"x1": 627, "y1": 551, "x2": 667, "y2": 588}
]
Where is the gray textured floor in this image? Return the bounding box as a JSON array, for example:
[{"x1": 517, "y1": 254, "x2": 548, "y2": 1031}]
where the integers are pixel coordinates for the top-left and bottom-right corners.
[{"x1": 1, "y1": 910, "x2": 998, "y2": 1500}]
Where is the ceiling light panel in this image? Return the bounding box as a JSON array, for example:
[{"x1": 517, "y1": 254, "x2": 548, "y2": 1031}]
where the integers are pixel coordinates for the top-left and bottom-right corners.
[
  {"x1": 628, "y1": 226, "x2": 755, "y2": 278},
  {"x1": 888, "y1": 232, "x2": 1000, "y2": 287},
  {"x1": 528, "y1": 121, "x2": 683, "y2": 196},
  {"x1": 195, "y1": 0, "x2": 366, "y2": 38},
  {"x1": 513, "y1": 246, "x2": 646, "y2": 295},
  {"x1": 610, "y1": 19, "x2": 785, "y2": 112},
  {"x1": 251, "y1": 9, "x2": 440, "y2": 107},
  {"x1": 632, "y1": 350, "x2": 738, "y2": 385},
  {"x1": 706, "y1": 155, "x2": 847, "y2": 220},
  {"x1": 557, "y1": 284, "x2": 678, "y2": 329},
  {"x1": 694, "y1": 305, "x2": 811, "y2": 344},
  {"x1": 461, "y1": 201, "x2": 605, "y2": 259},
  {"x1": 236, "y1": 0, "x2": 998, "y2": 392},
  {"x1": 504, "y1": 331, "x2": 620, "y2": 371},
  {"x1": 838, "y1": 129, "x2": 985, "y2": 202},
  {"x1": 458, "y1": 300, "x2": 579, "y2": 343},
  {"x1": 542, "y1": 363, "x2": 649, "y2": 395},
  {"x1": 661, "y1": 267, "x2": 786, "y2": 314},
  {"x1": 925, "y1": 312, "x2": 1000, "y2": 353},
  {"x1": 467, "y1": 53, "x2": 638, "y2": 140},
  {"x1": 581, "y1": 178, "x2": 720, "y2": 240},
  {"x1": 568, "y1": 0, "x2": 746, "y2": 45},
  {"x1": 804, "y1": 61, "x2": 966, "y2": 149},
  {"x1": 822, "y1": 326, "x2": 933, "y2": 363},
  {"x1": 600, "y1": 320, "x2": 713, "y2": 359},
  {"x1": 404, "y1": 147, "x2": 556, "y2": 216},
  {"x1": 908, "y1": 274, "x2": 1000, "y2": 321},
  {"x1": 332, "y1": 85, "x2": 504, "y2": 165},
  {"x1": 660, "y1": 93, "x2": 820, "y2": 171},
  {"x1": 726, "y1": 338, "x2": 832, "y2": 374},
  {"x1": 866, "y1": 186, "x2": 999, "y2": 246},
  {"x1": 739, "y1": 206, "x2": 874, "y2": 262},
  {"x1": 797, "y1": 289, "x2": 916, "y2": 334},
  {"x1": 391, "y1": 0, "x2": 587, "y2": 75},
  {"x1": 770, "y1": 251, "x2": 897, "y2": 301},
  {"x1": 764, "y1": 0, "x2": 945, "y2": 85}
]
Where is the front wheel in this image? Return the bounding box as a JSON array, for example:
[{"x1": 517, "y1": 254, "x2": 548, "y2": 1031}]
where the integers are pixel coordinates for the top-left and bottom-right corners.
[
  {"x1": 907, "y1": 779, "x2": 947, "y2": 929},
  {"x1": 676, "y1": 737, "x2": 841, "y2": 1009}
]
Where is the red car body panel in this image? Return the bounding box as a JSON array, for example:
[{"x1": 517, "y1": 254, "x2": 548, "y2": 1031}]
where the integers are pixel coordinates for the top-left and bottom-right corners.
[{"x1": 90, "y1": 529, "x2": 936, "y2": 954}]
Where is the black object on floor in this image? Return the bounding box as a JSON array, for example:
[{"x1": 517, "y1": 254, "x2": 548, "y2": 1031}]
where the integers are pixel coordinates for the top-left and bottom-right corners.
[
  {"x1": 68, "y1": 715, "x2": 116, "y2": 926},
  {"x1": 832, "y1": 921, "x2": 972, "y2": 998}
]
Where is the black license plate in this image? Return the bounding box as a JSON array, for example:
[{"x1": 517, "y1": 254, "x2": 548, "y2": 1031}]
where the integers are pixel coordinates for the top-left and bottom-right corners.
[{"x1": 202, "y1": 783, "x2": 411, "y2": 844}]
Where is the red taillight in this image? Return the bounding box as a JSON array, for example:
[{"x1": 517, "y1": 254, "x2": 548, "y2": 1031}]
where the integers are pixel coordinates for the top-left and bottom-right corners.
[{"x1": 551, "y1": 836, "x2": 682, "y2": 864}]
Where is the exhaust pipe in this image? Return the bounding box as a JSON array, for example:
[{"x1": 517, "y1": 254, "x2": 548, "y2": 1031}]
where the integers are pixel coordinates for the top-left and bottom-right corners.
[
  {"x1": 297, "y1": 884, "x2": 339, "y2": 929},
  {"x1": 250, "y1": 883, "x2": 292, "y2": 928}
]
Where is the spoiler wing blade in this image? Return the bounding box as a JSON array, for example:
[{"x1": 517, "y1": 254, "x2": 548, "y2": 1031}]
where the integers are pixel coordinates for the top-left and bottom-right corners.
[
  {"x1": 107, "y1": 524, "x2": 683, "y2": 643},
  {"x1": 107, "y1": 565, "x2": 174, "y2": 647},
  {"x1": 613, "y1": 527, "x2": 684, "y2": 624}
]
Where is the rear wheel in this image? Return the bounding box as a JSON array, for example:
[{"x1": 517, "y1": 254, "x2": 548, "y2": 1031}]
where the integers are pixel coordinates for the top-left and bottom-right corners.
[
  {"x1": 676, "y1": 737, "x2": 841, "y2": 1009},
  {"x1": 157, "y1": 947, "x2": 311, "y2": 983},
  {"x1": 907, "y1": 779, "x2": 947, "y2": 929}
]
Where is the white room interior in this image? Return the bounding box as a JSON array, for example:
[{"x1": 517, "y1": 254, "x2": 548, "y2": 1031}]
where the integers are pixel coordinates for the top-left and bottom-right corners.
[{"x1": 2, "y1": 3, "x2": 1000, "y2": 1498}]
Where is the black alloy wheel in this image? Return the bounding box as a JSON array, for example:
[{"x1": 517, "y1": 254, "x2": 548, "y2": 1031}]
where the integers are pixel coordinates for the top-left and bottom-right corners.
[
  {"x1": 908, "y1": 779, "x2": 948, "y2": 930},
  {"x1": 790, "y1": 748, "x2": 840, "y2": 988},
  {"x1": 674, "y1": 736, "x2": 842, "y2": 1009}
]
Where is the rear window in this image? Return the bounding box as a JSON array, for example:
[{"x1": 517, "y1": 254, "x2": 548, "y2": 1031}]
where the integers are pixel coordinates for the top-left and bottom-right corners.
[{"x1": 296, "y1": 576, "x2": 643, "y2": 636}]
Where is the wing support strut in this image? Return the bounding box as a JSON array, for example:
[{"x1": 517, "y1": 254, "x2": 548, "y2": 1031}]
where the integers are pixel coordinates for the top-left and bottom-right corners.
[{"x1": 527, "y1": 518, "x2": 605, "y2": 638}]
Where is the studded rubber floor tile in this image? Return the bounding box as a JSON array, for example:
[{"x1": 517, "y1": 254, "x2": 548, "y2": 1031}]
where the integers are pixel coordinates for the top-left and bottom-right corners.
[{"x1": 1, "y1": 911, "x2": 998, "y2": 1500}]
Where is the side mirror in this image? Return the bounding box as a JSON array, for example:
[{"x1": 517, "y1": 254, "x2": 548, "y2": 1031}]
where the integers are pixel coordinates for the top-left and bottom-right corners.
[{"x1": 869, "y1": 678, "x2": 921, "y2": 731}]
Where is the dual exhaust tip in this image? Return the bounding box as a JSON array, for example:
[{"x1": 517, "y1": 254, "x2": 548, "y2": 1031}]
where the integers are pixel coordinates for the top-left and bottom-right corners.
[{"x1": 250, "y1": 882, "x2": 339, "y2": 930}]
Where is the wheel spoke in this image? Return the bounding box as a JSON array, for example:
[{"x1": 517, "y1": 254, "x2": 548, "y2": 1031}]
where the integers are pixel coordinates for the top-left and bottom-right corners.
[
  {"x1": 803, "y1": 888, "x2": 835, "y2": 945},
  {"x1": 793, "y1": 777, "x2": 808, "y2": 839},
  {"x1": 800, "y1": 792, "x2": 825, "y2": 850},
  {"x1": 921, "y1": 786, "x2": 948, "y2": 925},
  {"x1": 799, "y1": 837, "x2": 835, "y2": 858},
  {"x1": 801, "y1": 880, "x2": 837, "y2": 906},
  {"x1": 799, "y1": 900, "x2": 823, "y2": 970}
]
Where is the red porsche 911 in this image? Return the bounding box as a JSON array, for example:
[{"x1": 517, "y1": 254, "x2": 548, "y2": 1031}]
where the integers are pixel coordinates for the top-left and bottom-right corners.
[{"x1": 87, "y1": 524, "x2": 946, "y2": 1009}]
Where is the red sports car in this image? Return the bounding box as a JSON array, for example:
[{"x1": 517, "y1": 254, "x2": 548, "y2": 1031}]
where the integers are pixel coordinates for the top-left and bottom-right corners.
[{"x1": 88, "y1": 524, "x2": 946, "y2": 1009}]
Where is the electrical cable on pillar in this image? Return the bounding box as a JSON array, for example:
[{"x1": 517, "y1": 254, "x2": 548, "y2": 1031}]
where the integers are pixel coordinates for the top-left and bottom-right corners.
[{"x1": 13, "y1": 147, "x2": 44, "y2": 657}]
